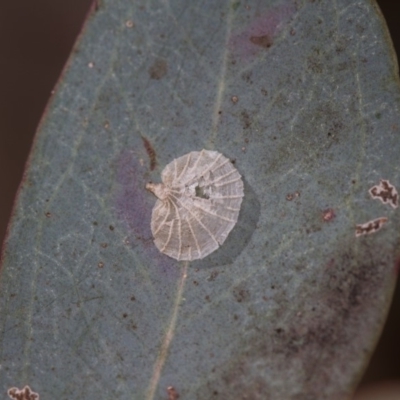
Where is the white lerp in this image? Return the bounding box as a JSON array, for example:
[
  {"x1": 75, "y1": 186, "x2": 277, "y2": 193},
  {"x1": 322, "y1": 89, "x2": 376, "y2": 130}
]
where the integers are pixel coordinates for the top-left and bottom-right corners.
[{"x1": 146, "y1": 150, "x2": 244, "y2": 261}]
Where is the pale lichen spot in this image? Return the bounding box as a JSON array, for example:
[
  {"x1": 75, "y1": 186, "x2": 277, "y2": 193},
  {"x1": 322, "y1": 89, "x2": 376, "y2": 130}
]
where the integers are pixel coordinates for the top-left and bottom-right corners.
[
  {"x1": 231, "y1": 95, "x2": 239, "y2": 104},
  {"x1": 88, "y1": 62, "x2": 95, "y2": 69},
  {"x1": 8, "y1": 385, "x2": 39, "y2": 400},
  {"x1": 125, "y1": 20, "x2": 134, "y2": 28},
  {"x1": 368, "y1": 179, "x2": 398, "y2": 209},
  {"x1": 355, "y1": 217, "x2": 388, "y2": 237}
]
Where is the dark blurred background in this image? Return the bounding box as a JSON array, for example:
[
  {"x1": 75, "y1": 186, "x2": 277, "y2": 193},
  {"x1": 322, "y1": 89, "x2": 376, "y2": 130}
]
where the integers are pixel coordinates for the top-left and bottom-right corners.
[{"x1": 0, "y1": 0, "x2": 398, "y2": 397}]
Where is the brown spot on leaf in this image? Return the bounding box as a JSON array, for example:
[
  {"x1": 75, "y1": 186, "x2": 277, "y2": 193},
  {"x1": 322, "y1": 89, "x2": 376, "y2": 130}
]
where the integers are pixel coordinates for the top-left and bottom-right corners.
[
  {"x1": 167, "y1": 386, "x2": 180, "y2": 400},
  {"x1": 250, "y1": 34, "x2": 273, "y2": 48},
  {"x1": 148, "y1": 58, "x2": 167, "y2": 80},
  {"x1": 369, "y1": 179, "x2": 398, "y2": 209},
  {"x1": 355, "y1": 217, "x2": 388, "y2": 237},
  {"x1": 322, "y1": 208, "x2": 335, "y2": 222},
  {"x1": 286, "y1": 191, "x2": 300, "y2": 201},
  {"x1": 8, "y1": 385, "x2": 39, "y2": 400},
  {"x1": 141, "y1": 136, "x2": 157, "y2": 170}
]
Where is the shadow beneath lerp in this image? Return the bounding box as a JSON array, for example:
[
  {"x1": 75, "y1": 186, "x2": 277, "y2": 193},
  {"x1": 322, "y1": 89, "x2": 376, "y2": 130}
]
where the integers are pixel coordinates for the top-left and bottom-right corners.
[{"x1": 192, "y1": 177, "x2": 260, "y2": 269}]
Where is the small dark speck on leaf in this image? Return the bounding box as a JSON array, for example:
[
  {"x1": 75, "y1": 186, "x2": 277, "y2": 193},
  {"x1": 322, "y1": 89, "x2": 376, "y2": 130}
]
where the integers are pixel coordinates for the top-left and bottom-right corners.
[
  {"x1": 241, "y1": 71, "x2": 253, "y2": 84},
  {"x1": 148, "y1": 58, "x2": 168, "y2": 80},
  {"x1": 241, "y1": 110, "x2": 251, "y2": 129},
  {"x1": 45, "y1": 212, "x2": 51, "y2": 218},
  {"x1": 109, "y1": 225, "x2": 115, "y2": 231},
  {"x1": 193, "y1": 280, "x2": 199, "y2": 286},
  {"x1": 100, "y1": 242, "x2": 108, "y2": 248},
  {"x1": 130, "y1": 296, "x2": 136, "y2": 301},
  {"x1": 233, "y1": 286, "x2": 250, "y2": 303},
  {"x1": 93, "y1": 221, "x2": 98, "y2": 226},
  {"x1": 123, "y1": 313, "x2": 128, "y2": 318},
  {"x1": 250, "y1": 35, "x2": 273, "y2": 49},
  {"x1": 261, "y1": 88, "x2": 268, "y2": 96},
  {"x1": 207, "y1": 271, "x2": 219, "y2": 281},
  {"x1": 286, "y1": 191, "x2": 300, "y2": 201}
]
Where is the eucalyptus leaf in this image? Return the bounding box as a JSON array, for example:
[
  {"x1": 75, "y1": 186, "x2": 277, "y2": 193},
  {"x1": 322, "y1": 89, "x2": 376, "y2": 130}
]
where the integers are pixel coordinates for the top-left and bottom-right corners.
[{"x1": 1, "y1": 0, "x2": 400, "y2": 399}]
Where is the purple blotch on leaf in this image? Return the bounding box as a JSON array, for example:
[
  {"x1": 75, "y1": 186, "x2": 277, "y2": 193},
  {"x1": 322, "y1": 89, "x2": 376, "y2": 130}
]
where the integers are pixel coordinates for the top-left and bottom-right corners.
[
  {"x1": 229, "y1": 2, "x2": 296, "y2": 62},
  {"x1": 115, "y1": 151, "x2": 178, "y2": 275}
]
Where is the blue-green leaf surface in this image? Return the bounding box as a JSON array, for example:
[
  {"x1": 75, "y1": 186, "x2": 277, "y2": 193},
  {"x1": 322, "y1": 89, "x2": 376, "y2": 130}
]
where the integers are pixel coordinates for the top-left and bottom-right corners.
[{"x1": 1, "y1": 0, "x2": 400, "y2": 399}]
